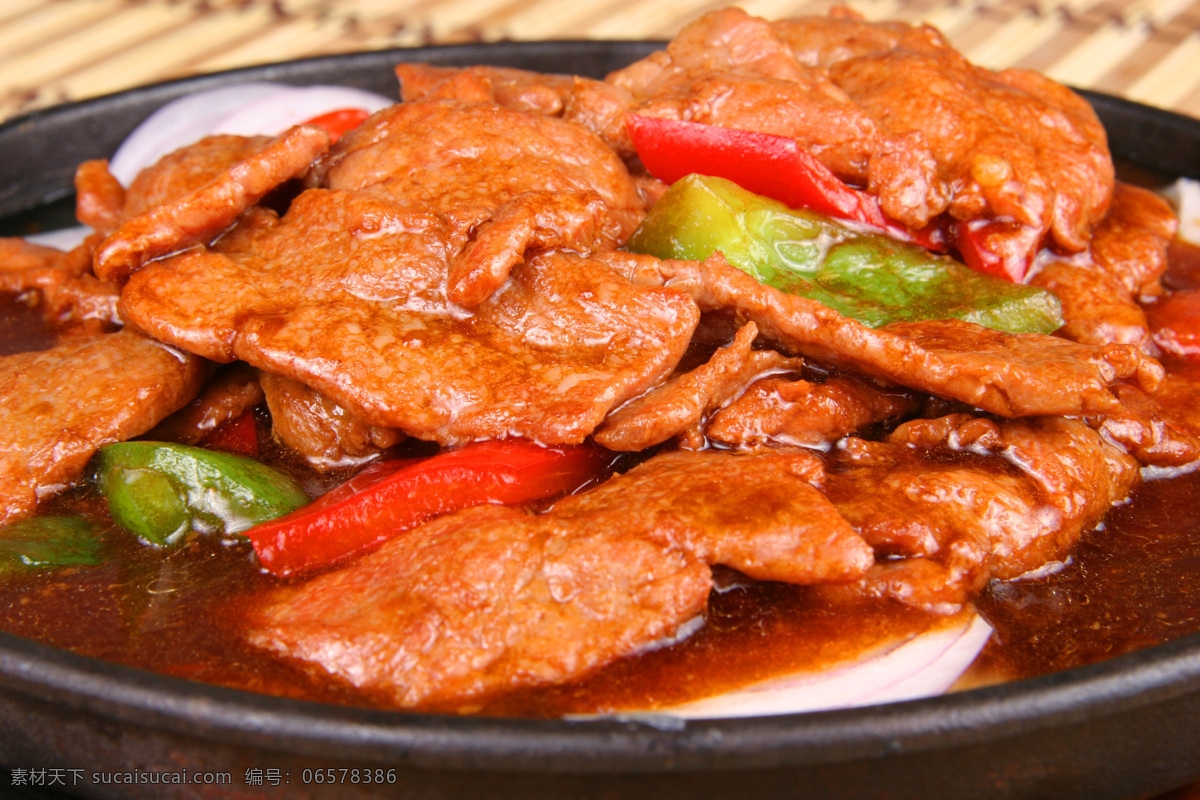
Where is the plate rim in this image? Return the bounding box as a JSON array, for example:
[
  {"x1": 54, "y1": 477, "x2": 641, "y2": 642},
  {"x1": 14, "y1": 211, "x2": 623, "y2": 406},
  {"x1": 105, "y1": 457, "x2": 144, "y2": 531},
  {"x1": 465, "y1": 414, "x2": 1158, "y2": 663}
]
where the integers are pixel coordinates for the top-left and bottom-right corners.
[{"x1": 4, "y1": 624, "x2": 1200, "y2": 773}]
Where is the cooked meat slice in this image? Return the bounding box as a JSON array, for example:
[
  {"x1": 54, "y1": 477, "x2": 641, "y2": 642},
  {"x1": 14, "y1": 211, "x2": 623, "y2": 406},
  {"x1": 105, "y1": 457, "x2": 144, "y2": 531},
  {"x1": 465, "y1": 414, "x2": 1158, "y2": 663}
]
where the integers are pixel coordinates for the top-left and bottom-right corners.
[
  {"x1": 594, "y1": 8, "x2": 881, "y2": 178},
  {"x1": 827, "y1": 25, "x2": 1112, "y2": 250},
  {"x1": 311, "y1": 100, "x2": 647, "y2": 305},
  {"x1": 147, "y1": 362, "x2": 264, "y2": 445},
  {"x1": 396, "y1": 63, "x2": 577, "y2": 116},
  {"x1": 121, "y1": 134, "x2": 273, "y2": 219},
  {"x1": 315, "y1": 99, "x2": 639, "y2": 221},
  {"x1": 1088, "y1": 182, "x2": 1177, "y2": 295},
  {"x1": 1086, "y1": 379, "x2": 1200, "y2": 468},
  {"x1": 13, "y1": 141, "x2": 296, "y2": 336},
  {"x1": 259, "y1": 372, "x2": 403, "y2": 470},
  {"x1": 73, "y1": 159, "x2": 126, "y2": 235},
  {"x1": 28, "y1": 273, "x2": 119, "y2": 337},
  {"x1": 582, "y1": 7, "x2": 1111, "y2": 259},
  {"x1": 0, "y1": 329, "x2": 209, "y2": 523},
  {"x1": 1, "y1": 235, "x2": 98, "y2": 287},
  {"x1": 1031, "y1": 182, "x2": 1177, "y2": 351},
  {"x1": 0, "y1": 238, "x2": 65, "y2": 273},
  {"x1": 120, "y1": 189, "x2": 699, "y2": 446},
  {"x1": 706, "y1": 372, "x2": 922, "y2": 448},
  {"x1": 52, "y1": 136, "x2": 300, "y2": 326},
  {"x1": 561, "y1": 77, "x2": 638, "y2": 159},
  {"x1": 819, "y1": 414, "x2": 1141, "y2": 612},
  {"x1": 893, "y1": 415, "x2": 1140, "y2": 559},
  {"x1": 864, "y1": 317, "x2": 1158, "y2": 417},
  {"x1": 448, "y1": 190, "x2": 614, "y2": 307},
  {"x1": 1031, "y1": 260, "x2": 1152, "y2": 350},
  {"x1": 94, "y1": 126, "x2": 331, "y2": 283},
  {"x1": 604, "y1": 251, "x2": 1162, "y2": 417},
  {"x1": 252, "y1": 503, "x2": 712, "y2": 711},
  {"x1": 1, "y1": 236, "x2": 119, "y2": 337},
  {"x1": 578, "y1": 449, "x2": 872, "y2": 586},
  {"x1": 594, "y1": 322, "x2": 802, "y2": 450},
  {"x1": 771, "y1": 8, "x2": 909, "y2": 65},
  {"x1": 76, "y1": 136, "x2": 285, "y2": 241},
  {"x1": 247, "y1": 448, "x2": 872, "y2": 709}
]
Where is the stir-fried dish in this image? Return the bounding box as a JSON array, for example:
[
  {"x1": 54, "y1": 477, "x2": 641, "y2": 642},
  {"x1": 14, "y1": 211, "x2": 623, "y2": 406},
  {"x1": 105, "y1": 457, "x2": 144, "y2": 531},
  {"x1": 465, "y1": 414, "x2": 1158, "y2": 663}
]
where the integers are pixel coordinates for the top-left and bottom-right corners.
[{"x1": 3, "y1": 6, "x2": 1200, "y2": 717}]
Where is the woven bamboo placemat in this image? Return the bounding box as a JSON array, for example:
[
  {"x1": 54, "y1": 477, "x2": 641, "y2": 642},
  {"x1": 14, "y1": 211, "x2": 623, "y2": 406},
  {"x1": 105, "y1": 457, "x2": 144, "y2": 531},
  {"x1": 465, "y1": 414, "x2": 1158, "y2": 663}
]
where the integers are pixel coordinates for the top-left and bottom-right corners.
[{"x1": 1, "y1": 0, "x2": 1199, "y2": 124}]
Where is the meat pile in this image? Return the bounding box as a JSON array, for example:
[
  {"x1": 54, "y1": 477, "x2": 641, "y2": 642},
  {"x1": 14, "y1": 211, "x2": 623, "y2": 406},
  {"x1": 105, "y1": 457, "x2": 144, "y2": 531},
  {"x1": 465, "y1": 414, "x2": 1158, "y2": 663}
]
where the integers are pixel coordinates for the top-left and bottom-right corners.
[{"x1": 1, "y1": 7, "x2": 1195, "y2": 712}]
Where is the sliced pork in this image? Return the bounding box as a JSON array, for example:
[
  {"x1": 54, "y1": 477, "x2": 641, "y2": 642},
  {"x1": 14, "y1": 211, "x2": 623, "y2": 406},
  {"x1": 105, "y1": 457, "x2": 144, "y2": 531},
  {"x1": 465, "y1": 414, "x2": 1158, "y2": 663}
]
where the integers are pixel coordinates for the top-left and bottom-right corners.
[
  {"x1": 706, "y1": 372, "x2": 923, "y2": 448},
  {"x1": 396, "y1": 63, "x2": 577, "y2": 116},
  {"x1": 1086, "y1": 379, "x2": 1200, "y2": 468},
  {"x1": 1, "y1": 236, "x2": 119, "y2": 337},
  {"x1": 94, "y1": 126, "x2": 331, "y2": 283},
  {"x1": 120, "y1": 190, "x2": 698, "y2": 446},
  {"x1": 571, "y1": 7, "x2": 1113, "y2": 259},
  {"x1": 147, "y1": 362, "x2": 264, "y2": 445},
  {"x1": 1031, "y1": 182, "x2": 1178, "y2": 351},
  {"x1": 259, "y1": 371, "x2": 403, "y2": 470},
  {"x1": 819, "y1": 415, "x2": 1141, "y2": 612},
  {"x1": 0, "y1": 330, "x2": 208, "y2": 523},
  {"x1": 593, "y1": 321, "x2": 803, "y2": 451},
  {"x1": 311, "y1": 99, "x2": 648, "y2": 305}
]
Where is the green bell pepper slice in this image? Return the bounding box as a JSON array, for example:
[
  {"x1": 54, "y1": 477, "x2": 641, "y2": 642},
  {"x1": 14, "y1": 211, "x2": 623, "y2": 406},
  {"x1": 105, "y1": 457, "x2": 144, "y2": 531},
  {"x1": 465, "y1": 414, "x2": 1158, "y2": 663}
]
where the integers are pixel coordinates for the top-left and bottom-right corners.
[
  {"x1": 0, "y1": 516, "x2": 104, "y2": 574},
  {"x1": 92, "y1": 442, "x2": 310, "y2": 546},
  {"x1": 626, "y1": 174, "x2": 1064, "y2": 334}
]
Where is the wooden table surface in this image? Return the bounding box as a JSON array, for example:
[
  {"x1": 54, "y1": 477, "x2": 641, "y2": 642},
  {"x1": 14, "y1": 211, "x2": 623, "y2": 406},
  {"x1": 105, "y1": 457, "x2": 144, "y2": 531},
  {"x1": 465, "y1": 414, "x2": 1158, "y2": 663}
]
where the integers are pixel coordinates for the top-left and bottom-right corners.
[{"x1": 1, "y1": 0, "x2": 1199, "y2": 123}]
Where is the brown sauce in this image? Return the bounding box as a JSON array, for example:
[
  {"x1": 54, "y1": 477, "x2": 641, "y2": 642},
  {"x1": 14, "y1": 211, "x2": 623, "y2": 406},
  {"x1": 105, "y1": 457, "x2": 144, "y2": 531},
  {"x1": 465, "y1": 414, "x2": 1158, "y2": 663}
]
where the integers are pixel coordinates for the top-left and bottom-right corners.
[
  {"x1": 0, "y1": 294, "x2": 57, "y2": 355},
  {"x1": 480, "y1": 584, "x2": 948, "y2": 717},
  {"x1": 977, "y1": 465, "x2": 1200, "y2": 681}
]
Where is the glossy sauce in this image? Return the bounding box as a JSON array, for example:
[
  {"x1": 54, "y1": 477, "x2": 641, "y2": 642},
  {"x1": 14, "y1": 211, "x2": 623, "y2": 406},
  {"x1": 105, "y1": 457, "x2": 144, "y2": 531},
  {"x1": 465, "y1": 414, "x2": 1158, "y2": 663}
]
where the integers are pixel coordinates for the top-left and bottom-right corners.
[
  {"x1": 0, "y1": 293, "x2": 57, "y2": 356},
  {"x1": 977, "y1": 467, "x2": 1200, "y2": 680}
]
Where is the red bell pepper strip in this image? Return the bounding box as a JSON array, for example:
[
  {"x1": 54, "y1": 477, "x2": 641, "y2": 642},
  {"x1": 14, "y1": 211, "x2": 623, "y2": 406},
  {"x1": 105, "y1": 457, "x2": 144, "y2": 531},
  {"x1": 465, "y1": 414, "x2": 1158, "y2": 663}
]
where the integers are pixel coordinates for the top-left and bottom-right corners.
[
  {"x1": 243, "y1": 439, "x2": 614, "y2": 577},
  {"x1": 301, "y1": 108, "x2": 370, "y2": 143},
  {"x1": 1146, "y1": 288, "x2": 1200, "y2": 361},
  {"x1": 626, "y1": 114, "x2": 945, "y2": 251},
  {"x1": 201, "y1": 408, "x2": 260, "y2": 457},
  {"x1": 952, "y1": 219, "x2": 1040, "y2": 283}
]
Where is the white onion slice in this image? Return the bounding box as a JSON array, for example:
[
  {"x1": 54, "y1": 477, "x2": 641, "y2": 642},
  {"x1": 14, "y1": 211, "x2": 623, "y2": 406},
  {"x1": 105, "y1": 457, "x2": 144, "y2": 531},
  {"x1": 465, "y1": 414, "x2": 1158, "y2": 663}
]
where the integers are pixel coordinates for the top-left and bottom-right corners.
[
  {"x1": 211, "y1": 85, "x2": 391, "y2": 137},
  {"x1": 1165, "y1": 178, "x2": 1200, "y2": 245},
  {"x1": 108, "y1": 82, "x2": 283, "y2": 185},
  {"x1": 107, "y1": 83, "x2": 393, "y2": 186},
  {"x1": 25, "y1": 225, "x2": 90, "y2": 251},
  {"x1": 661, "y1": 612, "x2": 992, "y2": 719}
]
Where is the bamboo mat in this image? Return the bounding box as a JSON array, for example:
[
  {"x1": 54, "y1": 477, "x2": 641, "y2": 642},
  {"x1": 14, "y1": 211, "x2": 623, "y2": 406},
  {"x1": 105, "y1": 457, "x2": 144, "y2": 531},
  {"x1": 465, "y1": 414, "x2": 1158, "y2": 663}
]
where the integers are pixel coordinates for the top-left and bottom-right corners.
[{"x1": 1, "y1": 0, "x2": 1199, "y2": 125}]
